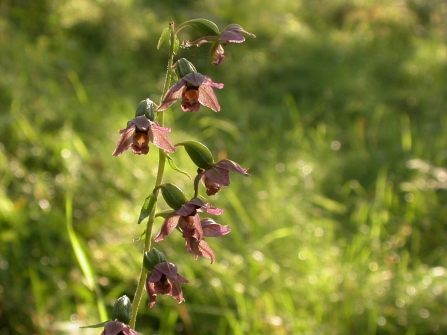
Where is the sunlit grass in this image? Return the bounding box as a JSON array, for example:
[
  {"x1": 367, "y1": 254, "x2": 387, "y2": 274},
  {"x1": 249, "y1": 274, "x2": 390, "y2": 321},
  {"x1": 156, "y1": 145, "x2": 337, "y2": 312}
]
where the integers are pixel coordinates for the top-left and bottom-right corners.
[{"x1": 2, "y1": 0, "x2": 447, "y2": 334}]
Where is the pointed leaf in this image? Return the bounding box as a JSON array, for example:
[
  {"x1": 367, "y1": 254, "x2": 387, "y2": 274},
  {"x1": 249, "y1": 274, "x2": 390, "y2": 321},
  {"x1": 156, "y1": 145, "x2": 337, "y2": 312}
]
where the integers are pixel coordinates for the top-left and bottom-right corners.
[
  {"x1": 177, "y1": 18, "x2": 220, "y2": 36},
  {"x1": 176, "y1": 140, "x2": 215, "y2": 169},
  {"x1": 80, "y1": 321, "x2": 109, "y2": 329},
  {"x1": 157, "y1": 27, "x2": 170, "y2": 49},
  {"x1": 138, "y1": 194, "x2": 157, "y2": 224},
  {"x1": 166, "y1": 155, "x2": 191, "y2": 180},
  {"x1": 158, "y1": 183, "x2": 188, "y2": 210}
]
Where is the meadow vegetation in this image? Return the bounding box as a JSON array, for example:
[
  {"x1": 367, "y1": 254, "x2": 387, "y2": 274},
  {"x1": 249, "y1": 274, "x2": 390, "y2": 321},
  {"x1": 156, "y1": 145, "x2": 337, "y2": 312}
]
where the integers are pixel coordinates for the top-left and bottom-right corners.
[{"x1": 1, "y1": 0, "x2": 447, "y2": 334}]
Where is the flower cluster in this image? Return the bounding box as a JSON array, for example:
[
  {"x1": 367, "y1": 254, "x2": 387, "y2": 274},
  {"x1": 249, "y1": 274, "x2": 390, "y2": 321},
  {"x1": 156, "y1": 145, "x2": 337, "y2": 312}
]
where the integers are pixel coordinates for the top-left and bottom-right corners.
[{"x1": 101, "y1": 18, "x2": 254, "y2": 332}]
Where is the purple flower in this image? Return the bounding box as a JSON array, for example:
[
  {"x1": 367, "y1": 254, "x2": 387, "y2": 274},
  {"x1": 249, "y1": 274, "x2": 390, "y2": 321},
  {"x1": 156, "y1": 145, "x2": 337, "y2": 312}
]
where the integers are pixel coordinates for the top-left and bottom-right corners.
[
  {"x1": 112, "y1": 116, "x2": 175, "y2": 156},
  {"x1": 145, "y1": 261, "x2": 188, "y2": 308},
  {"x1": 202, "y1": 159, "x2": 249, "y2": 195},
  {"x1": 184, "y1": 24, "x2": 255, "y2": 65},
  {"x1": 154, "y1": 198, "x2": 224, "y2": 242},
  {"x1": 184, "y1": 218, "x2": 231, "y2": 263},
  {"x1": 154, "y1": 198, "x2": 228, "y2": 262},
  {"x1": 101, "y1": 320, "x2": 138, "y2": 335},
  {"x1": 157, "y1": 72, "x2": 224, "y2": 112}
]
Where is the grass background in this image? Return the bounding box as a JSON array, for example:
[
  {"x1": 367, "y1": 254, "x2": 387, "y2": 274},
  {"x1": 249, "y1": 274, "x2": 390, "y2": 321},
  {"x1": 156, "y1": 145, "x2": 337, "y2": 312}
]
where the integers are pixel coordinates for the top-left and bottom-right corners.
[{"x1": 1, "y1": 0, "x2": 447, "y2": 334}]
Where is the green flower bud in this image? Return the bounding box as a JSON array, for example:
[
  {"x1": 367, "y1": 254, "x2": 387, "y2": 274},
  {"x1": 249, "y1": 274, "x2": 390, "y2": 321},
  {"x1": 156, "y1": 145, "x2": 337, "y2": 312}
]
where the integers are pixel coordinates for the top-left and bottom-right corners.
[
  {"x1": 135, "y1": 98, "x2": 156, "y2": 121},
  {"x1": 176, "y1": 58, "x2": 197, "y2": 78},
  {"x1": 143, "y1": 249, "x2": 167, "y2": 272},
  {"x1": 158, "y1": 183, "x2": 188, "y2": 210},
  {"x1": 176, "y1": 140, "x2": 215, "y2": 169},
  {"x1": 177, "y1": 18, "x2": 220, "y2": 36},
  {"x1": 111, "y1": 295, "x2": 132, "y2": 324}
]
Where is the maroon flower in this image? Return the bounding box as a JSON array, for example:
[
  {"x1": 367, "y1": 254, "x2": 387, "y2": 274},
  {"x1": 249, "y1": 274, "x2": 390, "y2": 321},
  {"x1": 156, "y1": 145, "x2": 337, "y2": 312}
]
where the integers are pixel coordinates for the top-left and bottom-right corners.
[
  {"x1": 146, "y1": 261, "x2": 189, "y2": 308},
  {"x1": 184, "y1": 24, "x2": 255, "y2": 65},
  {"x1": 101, "y1": 320, "x2": 138, "y2": 335},
  {"x1": 112, "y1": 116, "x2": 175, "y2": 156},
  {"x1": 202, "y1": 159, "x2": 249, "y2": 195},
  {"x1": 154, "y1": 198, "x2": 224, "y2": 242},
  {"x1": 184, "y1": 218, "x2": 231, "y2": 263},
  {"x1": 157, "y1": 72, "x2": 224, "y2": 112}
]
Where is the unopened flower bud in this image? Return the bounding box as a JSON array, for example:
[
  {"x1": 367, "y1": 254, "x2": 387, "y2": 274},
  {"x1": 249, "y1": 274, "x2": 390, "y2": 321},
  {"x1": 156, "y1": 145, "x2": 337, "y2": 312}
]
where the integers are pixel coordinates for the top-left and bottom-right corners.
[
  {"x1": 143, "y1": 249, "x2": 167, "y2": 272},
  {"x1": 176, "y1": 140, "x2": 215, "y2": 169},
  {"x1": 135, "y1": 98, "x2": 156, "y2": 121},
  {"x1": 111, "y1": 295, "x2": 132, "y2": 324},
  {"x1": 158, "y1": 183, "x2": 188, "y2": 210},
  {"x1": 176, "y1": 58, "x2": 197, "y2": 78}
]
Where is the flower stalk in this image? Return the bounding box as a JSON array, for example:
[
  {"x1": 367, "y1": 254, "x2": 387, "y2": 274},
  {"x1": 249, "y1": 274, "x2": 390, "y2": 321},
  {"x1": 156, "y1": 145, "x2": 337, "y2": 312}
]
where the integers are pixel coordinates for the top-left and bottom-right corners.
[{"x1": 129, "y1": 21, "x2": 177, "y2": 329}]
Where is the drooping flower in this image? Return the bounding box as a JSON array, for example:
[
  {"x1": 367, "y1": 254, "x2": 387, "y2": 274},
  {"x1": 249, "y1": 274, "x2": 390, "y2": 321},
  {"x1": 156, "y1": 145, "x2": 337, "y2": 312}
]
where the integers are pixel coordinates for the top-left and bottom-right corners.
[
  {"x1": 112, "y1": 116, "x2": 175, "y2": 156},
  {"x1": 202, "y1": 159, "x2": 249, "y2": 195},
  {"x1": 183, "y1": 24, "x2": 255, "y2": 65},
  {"x1": 157, "y1": 72, "x2": 224, "y2": 112},
  {"x1": 146, "y1": 261, "x2": 189, "y2": 308},
  {"x1": 101, "y1": 320, "x2": 138, "y2": 335},
  {"x1": 184, "y1": 218, "x2": 231, "y2": 263},
  {"x1": 154, "y1": 198, "x2": 224, "y2": 243}
]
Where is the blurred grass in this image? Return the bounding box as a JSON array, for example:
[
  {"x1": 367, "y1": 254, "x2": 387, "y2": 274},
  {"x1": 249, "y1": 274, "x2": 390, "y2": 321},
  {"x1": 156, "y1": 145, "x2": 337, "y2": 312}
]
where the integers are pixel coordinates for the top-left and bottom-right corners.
[{"x1": 2, "y1": 0, "x2": 447, "y2": 334}]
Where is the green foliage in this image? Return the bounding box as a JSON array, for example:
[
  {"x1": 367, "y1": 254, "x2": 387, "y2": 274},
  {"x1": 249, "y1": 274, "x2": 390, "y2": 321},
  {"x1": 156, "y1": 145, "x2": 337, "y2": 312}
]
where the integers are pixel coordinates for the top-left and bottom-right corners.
[{"x1": 2, "y1": 0, "x2": 447, "y2": 334}]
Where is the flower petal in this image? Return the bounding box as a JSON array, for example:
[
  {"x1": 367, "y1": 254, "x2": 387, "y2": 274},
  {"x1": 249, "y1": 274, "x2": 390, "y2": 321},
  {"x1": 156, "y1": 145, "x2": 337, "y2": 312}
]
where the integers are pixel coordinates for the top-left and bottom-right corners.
[
  {"x1": 151, "y1": 124, "x2": 176, "y2": 153},
  {"x1": 154, "y1": 213, "x2": 180, "y2": 242},
  {"x1": 215, "y1": 159, "x2": 249, "y2": 176},
  {"x1": 201, "y1": 218, "x2": 231, "y2": 237},
  {"x1": 219, "y1": 30, "x2": 245, "y2": 43},
  {"x1": 198, "y1": 85, "x2": 221, "y2": 112},
  {"x1": 112, "y1": 124, "x2": 136, "y2": 157},
  {"x1": 157, "y1": 79, "x2": 186, "y2": 111},
  {"x1": 186, "y1": 238, "x2": 216, "y2": 263}
]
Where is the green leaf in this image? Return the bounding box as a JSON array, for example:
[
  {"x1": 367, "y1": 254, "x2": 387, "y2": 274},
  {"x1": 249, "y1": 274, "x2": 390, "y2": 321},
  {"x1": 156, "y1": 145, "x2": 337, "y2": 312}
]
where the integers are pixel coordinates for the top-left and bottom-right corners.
[
  {"x1": 80, "y1": 321, "x2": 109, "y2": 329},
  {"x1": 177, "y1": 18, "x2": 220, "y2": 36},
  {"x1": 138, "y1": 194, "x2": 157, "y2": 224},
  {"x1": 157, "y1": 27, "x2": 170, "y2": 49},
  {"x1": 166, "y1": 154, "x2": 191, "y2": 180},
  {"x1": 176, "y1": 140, "x2": 215, "y2": 169},
  {"x1": 158, "y1": 183, "x2": 188, "y2": 210},
  {"x1": 173, "y1": 36, "x2": 180, "y2": 54}
]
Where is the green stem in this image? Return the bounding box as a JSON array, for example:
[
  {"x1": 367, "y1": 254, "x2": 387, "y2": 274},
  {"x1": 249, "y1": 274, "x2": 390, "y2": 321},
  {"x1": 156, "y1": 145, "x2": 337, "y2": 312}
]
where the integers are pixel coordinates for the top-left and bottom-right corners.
[{"x1": 130, "y1": 21, "x2": 176, "y2": 330}]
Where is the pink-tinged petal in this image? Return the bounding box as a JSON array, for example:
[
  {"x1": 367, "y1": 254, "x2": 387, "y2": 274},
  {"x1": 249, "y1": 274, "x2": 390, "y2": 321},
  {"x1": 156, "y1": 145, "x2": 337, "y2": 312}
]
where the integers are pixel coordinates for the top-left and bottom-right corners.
[
  {"x1": 198, "y1": 85, "x2": 221, "y2": 112},
  {"x1": 145, "y1": 281, "x2": 158, "y2": 308},
  {"x1": 219, "y1": 30, "x2": 245, "y2": 43},
  {"x1": 103, "y1": 320, "x2": 126, "y2": 335},
  {"x1": 212, "y1": 54, "x2": 225, "y2": 66},
  {"x1": 157, "y1": 80, "x2": 186, "y2": 111},
  {"x1": 151, "y1": 125, "x2": 176, "y2": 153},
  {"x1": 131, "y1": 131, "x2": 150, "y2": 155},
  {"x1": 178, "y1": 215, "x2": 204, "y2": 241},
  {"x1": 205, "y1": 167, "x2": 230, "y2": 186},
  {"x1": 201, "y1": 218, "x2": 231, "y2": 237},
  {"x1": 112, "y1": 124, "x2": 135, "y2": 156},
  {"x1": 185, "y1": 35, "x2": 219, "y2": 47},
  {"x1": 222, "y1": 24, "x2": 256, "y2": 38},
  {"x1": 202, "y1": 77, "x2": 224, "y2": 89},
  {"x1": 202, "y1": 175, "x2": 222, "y2": 195},
  {"x1": 215, "y1": 159, "x2": 249, "y2": 176},
  {"x1": 132, "y1": 115, "x2": 151, "y2": 130},
  {"x1": 154, "y1": 213, "x2": 180, "y2": 242},
  {"x1": 186, "y1": 238, "x2": 216, "y2": 263},
  {"x1": 147, "y1": 267, "x2": 163, "y2": 282},
  {"x1": 183, "y1": 72, "x2": 207, "y2": 87}
]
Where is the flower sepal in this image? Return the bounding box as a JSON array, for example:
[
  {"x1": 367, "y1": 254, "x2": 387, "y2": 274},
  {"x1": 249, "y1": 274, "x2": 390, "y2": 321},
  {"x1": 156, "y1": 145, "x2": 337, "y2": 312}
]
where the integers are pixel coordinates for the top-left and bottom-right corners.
[
  {"x1": 143, "y1": 249, "x2": 167, "y2": 272},
  {"x1": 176, "y1": 58, "x2": 197, "y2": 79},
  {"x1": 176, "y1": 18, "x2": 220, "y2": 37},
  {"x1": 135, "y1": 98, "x2": 156, "y2": 121},
  {"x1": 157, "y1": 183, "x2": 188, "y2": 210},
  {"x1": 176, "y1": 140, "x2": 214, "y2": 169},
  {"x1": 111, "y1": 295, "x2": 132, "y2": 325}
]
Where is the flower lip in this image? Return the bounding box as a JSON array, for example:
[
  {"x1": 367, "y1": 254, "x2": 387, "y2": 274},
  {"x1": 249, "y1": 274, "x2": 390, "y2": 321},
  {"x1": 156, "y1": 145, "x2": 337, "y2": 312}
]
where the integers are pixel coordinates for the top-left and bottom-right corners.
[
  {"x1": 112, "y1": 116, "x2": 175, "y2": 156},
  {"x1": 157, "y1": 72, "x2": 223, "y2": 112}
]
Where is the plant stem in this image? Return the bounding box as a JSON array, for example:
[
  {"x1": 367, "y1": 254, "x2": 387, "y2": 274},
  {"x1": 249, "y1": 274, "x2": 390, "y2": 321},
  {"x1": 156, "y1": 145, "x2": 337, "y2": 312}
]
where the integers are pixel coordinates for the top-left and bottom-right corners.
[{"x1": 130, "y1": 21, "x2": 176, "y2": 330}]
